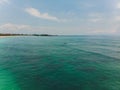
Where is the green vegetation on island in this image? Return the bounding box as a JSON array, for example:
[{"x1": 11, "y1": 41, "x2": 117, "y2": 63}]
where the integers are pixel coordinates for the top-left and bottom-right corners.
[{"x1": 0, "y1": 33, "x2": 57, "y2": 36}]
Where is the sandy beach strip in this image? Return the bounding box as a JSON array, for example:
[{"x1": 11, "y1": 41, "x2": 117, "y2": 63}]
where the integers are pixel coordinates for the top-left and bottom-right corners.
[
  {"x1": 0, "y1": 36, "x2": 6, "y2": 38},
  {"x1": 0, "y1": 36, "x2": 11, "y2": 38}
]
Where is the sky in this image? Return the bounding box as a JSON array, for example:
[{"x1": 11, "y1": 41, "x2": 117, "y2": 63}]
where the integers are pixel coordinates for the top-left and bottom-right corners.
[{"x1": 0, "y1": 0, "x2": 120, "y2": 35}]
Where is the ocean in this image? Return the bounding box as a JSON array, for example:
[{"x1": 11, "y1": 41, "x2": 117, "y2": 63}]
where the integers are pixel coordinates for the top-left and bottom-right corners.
[{"x1": 0, "y1": 36, "x2": 120, "y2": 90}]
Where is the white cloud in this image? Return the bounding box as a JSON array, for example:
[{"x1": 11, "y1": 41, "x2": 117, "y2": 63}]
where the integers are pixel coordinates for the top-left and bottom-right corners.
[
  {"x1": 0, "y1": 23, "x2": 119, "y2": 35},
  {"x1": 115, "y1": 16, "x2": 120, "y2": 21},
  {"x1": 88, "y1": 13, "x2": 103, "y2": 22},
  {"x1": 92, "y1": 29, "x2": 117, "y2": 34},
  {"x1": 0, "y1": 23, "x2": 31, "y2": 30},
  {"x1": 25, "y1": 7, "x2": 60, "y2": 22},
  {"x1": 0, "y1": 0, "x2": 9, "y2": 5},
  {"x1": 0, "y1": 23, "x2": 61, "y2": 34},
  {"x1": 116, "y1": 2, "x2": 120, "y2": 9},
  {"x1": 89, "y1": 18, "x2": 102, "y2": 22},
  {"x1": 89, "y1": 13, "x2": 103, "y2": 18}
]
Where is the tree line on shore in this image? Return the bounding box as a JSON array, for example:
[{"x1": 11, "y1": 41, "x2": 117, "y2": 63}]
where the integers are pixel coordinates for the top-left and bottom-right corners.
[{"x1": 0, "y1": 33, "x2": 56, "y2": 36}]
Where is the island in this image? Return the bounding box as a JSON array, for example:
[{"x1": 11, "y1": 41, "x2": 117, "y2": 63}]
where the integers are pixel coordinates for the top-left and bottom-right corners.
[{"x1": 0, "y1": 33, "x2": 57, "y2": 37}]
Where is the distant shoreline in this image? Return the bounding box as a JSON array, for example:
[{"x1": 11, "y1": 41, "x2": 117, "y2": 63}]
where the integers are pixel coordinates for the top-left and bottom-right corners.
[{"x1": 0, "y1": 34, "x2": 57, "y2": 37}]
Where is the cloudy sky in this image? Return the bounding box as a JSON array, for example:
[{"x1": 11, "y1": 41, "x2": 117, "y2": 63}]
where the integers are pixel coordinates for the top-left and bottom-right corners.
[{"x1": 0, "y1": 0, "x2": 120, "y2": 35}]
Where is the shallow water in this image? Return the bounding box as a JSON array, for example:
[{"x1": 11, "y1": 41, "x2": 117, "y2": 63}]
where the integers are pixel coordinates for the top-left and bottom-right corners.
[{"x1": 0, "y1": 36, "x2": 120, "y2": 90}]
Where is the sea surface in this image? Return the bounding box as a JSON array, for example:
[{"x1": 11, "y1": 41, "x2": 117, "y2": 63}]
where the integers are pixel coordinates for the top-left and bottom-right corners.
[{"x1": 0, "y1": 36, "x2": 120, "y2": 90}]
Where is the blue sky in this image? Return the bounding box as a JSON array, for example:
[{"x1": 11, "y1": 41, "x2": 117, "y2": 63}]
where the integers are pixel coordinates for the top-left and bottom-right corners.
[{"x1": 0, "y1": 0, "x2": 120, "y2": 35}]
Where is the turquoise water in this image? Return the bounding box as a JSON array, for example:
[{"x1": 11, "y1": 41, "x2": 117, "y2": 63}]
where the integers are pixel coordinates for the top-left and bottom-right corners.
[{"x1": 0, "y1": 36, "x2": 120, "y2": 90}]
